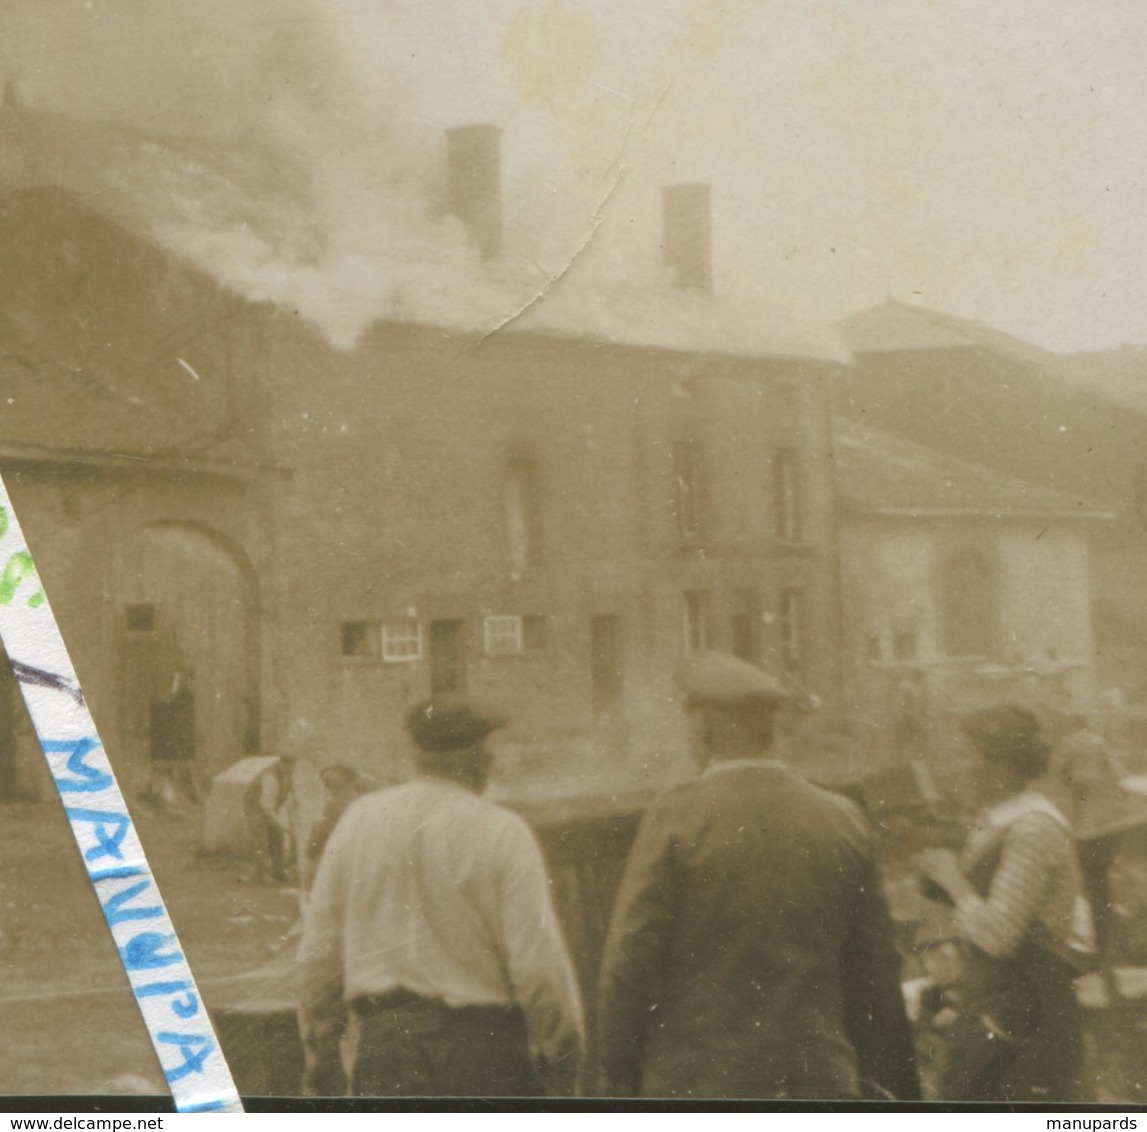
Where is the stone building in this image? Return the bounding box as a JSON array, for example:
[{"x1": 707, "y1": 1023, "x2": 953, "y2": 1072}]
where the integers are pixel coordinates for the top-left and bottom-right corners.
[
  {"x1": 0, "y1": 97, "x2": 847, "y2": 799},
  {"x1": 833, "y1": 416, "x2": 1111, "y2": 755}
]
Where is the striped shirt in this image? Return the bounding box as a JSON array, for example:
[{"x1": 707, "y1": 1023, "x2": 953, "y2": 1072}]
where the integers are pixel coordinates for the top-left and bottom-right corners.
[{"x1": 952, "y1": 791, "x2": 1090, "y2": 960}]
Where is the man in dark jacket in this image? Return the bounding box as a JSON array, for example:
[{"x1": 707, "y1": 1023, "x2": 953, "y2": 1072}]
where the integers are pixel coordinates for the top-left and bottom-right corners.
[{"x1": 596, "y1": 651, "x2": 919, "y2": 1100}]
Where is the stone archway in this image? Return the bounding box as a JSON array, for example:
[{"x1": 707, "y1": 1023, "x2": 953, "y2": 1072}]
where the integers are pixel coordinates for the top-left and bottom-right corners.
[{"x1": 117, "y1": 522, "x2": 261, "y2": 790}]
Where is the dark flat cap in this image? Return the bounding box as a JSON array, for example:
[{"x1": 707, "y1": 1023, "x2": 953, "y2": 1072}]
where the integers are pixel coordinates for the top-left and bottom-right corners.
[
  {"x1": 405, "y1": 696, "x2": 508, "y2": 753},
  {"x1": 676, "y1": 650, "x2": 792, "y2": 706}
]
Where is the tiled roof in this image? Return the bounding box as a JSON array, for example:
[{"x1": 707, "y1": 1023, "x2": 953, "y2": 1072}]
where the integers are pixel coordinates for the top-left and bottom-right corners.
[{"x1": 834, "y1": 416, "x2": 1111, "y2": 519}]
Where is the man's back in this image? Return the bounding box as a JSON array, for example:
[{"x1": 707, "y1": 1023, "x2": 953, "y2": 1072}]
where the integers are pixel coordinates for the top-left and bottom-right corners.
[
  {"x1": 319, "y1": 778, "x2": 549, "y2": 1004},
  {"x1": 598, "y1": 762, "x2": 917, "y2": 1099},
  {"x1": 299, "y1": 776, "x2": 584, "y2": 1086}
]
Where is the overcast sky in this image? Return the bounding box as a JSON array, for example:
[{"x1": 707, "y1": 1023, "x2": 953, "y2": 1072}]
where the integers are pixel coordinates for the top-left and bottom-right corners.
[{"x1": 4, "y1": 0, "x2": 1147, "y2": 353}]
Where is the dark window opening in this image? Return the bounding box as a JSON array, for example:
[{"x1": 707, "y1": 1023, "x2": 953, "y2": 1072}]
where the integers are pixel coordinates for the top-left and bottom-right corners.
[
  {"x1": 778, "y1": 588, "x2": 805, "y2": 673},
  {"x1": 683, "y1": 590, "x2": 713, "y2": 654},
  {"x1": 506, "y1": 459, "x2": 544, "y2": 572},
  {"x1": 772, "y1": 447, "x2": 803, "y2": 543},
  {"x1": 940, "y1": 549, "x2": 999, "y2": 658},
  {"x1": 731, "y1": 588, "x2": 762, "y2": 663},
  {"x1": 125, "y1": 604, "x2": 156, "y2": 633},
  {"x1": 672, "y1": 440, "x2": 706, "y2": 545},
  {"x1": 591, "y1": 615, "x2": 624, "y2": 715},
  {"x1": 341, "y1": 620, "x2": 379, "y2": 658},
  {"x1": 429, "y1": 619, "x2": 467, "y2": 696},
  {"x1": 522, "y1": 615, "x2": 548, "y2": 653}
]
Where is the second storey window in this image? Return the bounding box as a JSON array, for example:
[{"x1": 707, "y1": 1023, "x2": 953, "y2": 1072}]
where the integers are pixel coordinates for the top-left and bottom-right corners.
[
  {"x1": 672, "y1": 440, "x2": 706, "y2": 545},
  {"x1": 772, "y1": 447, "x2": 803, "y2": 543},
  {"x1": 506, "y1": 458, "x2": 543, "y2": 573},
  {"x1": 683, "y1": 589, "x2": 713, "y2": 654}
]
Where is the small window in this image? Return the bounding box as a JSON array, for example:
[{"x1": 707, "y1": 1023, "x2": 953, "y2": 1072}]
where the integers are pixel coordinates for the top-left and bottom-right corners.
[
  {"x1": 777, "y1": 588, "x2": 805, "y2": 672},
  {"x1": 683, "y1": 590, "x2": 713, "y2": 655},
  {"x1": 341, "y1": 620, "x2": 380, "y2": 658},
  {"x1": 125, "y1": 604, "x2": 156, "y2": 632},
  {"x1": 772, "y1": 447, "x2": 803, "y2": 543},
  {"x1": 484, "y1": 615, "x2": 524, "y2": 656},
  {"x1": 382, "y1": 621, "x2": 422, "y2": 663},
  {"x1": 672, "y1": 440, "x2": 706, "y2": 545}
]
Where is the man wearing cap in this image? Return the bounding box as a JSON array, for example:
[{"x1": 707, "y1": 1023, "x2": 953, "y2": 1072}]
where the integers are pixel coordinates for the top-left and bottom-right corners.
[
  {"x1": 298, "y1": 696, "x2": 585, "y2": 1097},
  {"x1": 596, "y1": 651, "x2": 919, "y2": 1100}
]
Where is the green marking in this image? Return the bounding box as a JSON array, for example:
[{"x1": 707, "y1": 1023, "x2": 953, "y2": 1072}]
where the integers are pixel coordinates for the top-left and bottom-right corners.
[{"x1": 0, "y1": 551, "x2": 39, "y2": 606}]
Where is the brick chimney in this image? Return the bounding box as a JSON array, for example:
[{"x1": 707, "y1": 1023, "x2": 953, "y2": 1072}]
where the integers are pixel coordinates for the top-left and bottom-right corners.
[
  {"x1": 661, "y1": 182, "x2": 712, "y2": 294},
  {"x1": 446, "y1": 124, "x2": 503, "y2": 259}
]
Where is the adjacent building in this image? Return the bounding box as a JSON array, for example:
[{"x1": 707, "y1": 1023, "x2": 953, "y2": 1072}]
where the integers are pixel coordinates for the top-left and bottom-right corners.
[
  {"x1": 833, "y1": 416, "x2": 1111, "y2": 752},
  {"x1": 839, "y1": 298, "x2": 1147, "y2": 706}
]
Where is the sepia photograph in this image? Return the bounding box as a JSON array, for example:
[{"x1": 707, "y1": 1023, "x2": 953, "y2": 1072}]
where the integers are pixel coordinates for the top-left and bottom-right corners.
[{"x1": 2, "y1": 0, "x2": 1147, "y2": 1108}]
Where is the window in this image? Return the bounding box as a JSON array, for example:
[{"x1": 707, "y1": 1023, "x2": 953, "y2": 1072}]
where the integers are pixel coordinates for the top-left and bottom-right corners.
[
  {"x1": 672, "y1": 440, "x2": 706, "y2": 545},
  {"x1": 483, "y1": 614, "x2": 548, "y2": 656},
  {"x1": 125, "y1": 604, "x2": 156, "y2": 632},
  {"x1": 484, "y1": 615, "x2": 524, "y2": 656},
  {"x1": 506, "y1": 459, "x2": 544, "y2": 572},
  {"x1": 772, "y1": 447, "x2": 803, "y2": 543},
  {"x1": 683, "y1": 590, "x2": 713, "y2": 654},
  {"x1": 591, "y1": 615, "x2": 624, "y2": 715},
  {"x1": 429, "y1": 620, "x2": 466, "y2": 694},
  {"x1": 777, "y1": 588, "x2": 805, "y2": 672},
  {"x1": 730, "y1": 589, "x2": 762, "y2": 663},
  {"x1": 381, "y1": 621, "x2": 422, "y2": 662},
  {"x1": 341, "y1": 620, "x2": 380, "y2": 658},
  {"x1": 940, "y1": 549, "x2": 999, "y2": 658}
]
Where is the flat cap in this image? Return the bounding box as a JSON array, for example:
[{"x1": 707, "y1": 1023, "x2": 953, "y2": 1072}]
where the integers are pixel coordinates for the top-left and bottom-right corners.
[
  {"x1": 405, "y1": 696, "x2": 508, "y2": 753},
  {"x1": 676, "y1": 650, "x2": 793, "y2": 706}
]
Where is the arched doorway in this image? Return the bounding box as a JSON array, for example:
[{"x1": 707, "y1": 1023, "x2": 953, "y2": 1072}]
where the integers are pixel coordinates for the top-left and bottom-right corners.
[
  {"x1": 117, "y1": 523, "x2": 260, "y2": 792},
  {"x1": 939, "y1": 547, "x2": 1000, "y2": 659}
]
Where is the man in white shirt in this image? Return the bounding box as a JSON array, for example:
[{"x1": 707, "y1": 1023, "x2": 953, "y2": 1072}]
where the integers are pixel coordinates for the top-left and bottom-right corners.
[{"x1": 298, "y1": 696, "x2": 585, "y2": 1097}]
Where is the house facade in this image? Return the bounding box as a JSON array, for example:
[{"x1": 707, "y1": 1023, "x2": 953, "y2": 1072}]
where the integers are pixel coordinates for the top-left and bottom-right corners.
[
  {"x1": 0, "y1": 102, "x2": 846, "y2": 801},
  {"x1": 258, "y1": 313, "x2": 840, "y2": 794}
]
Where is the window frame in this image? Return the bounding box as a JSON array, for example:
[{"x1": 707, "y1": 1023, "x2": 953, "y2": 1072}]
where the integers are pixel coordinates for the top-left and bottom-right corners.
[
  {"x1": 381, "y1": 620, "x2": 423, "y2": 663},
  {"x1": 484, "y1": 614, "x2": 525, "y2": 657}
]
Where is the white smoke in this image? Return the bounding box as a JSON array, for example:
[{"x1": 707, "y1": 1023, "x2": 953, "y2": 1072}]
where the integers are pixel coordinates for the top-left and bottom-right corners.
[{"x1": 5, "y1": 0, "x2": 1147, "y2": 351}]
